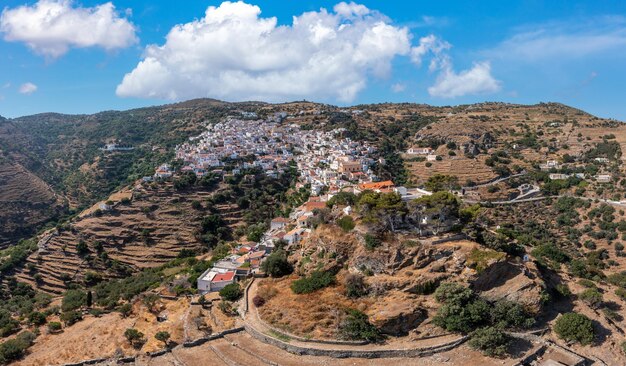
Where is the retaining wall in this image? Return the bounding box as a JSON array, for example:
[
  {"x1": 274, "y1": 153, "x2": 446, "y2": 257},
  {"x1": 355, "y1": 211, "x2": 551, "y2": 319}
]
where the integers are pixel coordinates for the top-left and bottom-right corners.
[{"x1": 244, "y1": 323, "x2": 467, "y2": 359}]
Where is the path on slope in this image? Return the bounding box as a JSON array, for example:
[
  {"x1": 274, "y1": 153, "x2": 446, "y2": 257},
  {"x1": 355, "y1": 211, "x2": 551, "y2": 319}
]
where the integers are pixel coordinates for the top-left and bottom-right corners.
[{"x1": 242, "y1": 279, "x2": 464, "y2": 353}]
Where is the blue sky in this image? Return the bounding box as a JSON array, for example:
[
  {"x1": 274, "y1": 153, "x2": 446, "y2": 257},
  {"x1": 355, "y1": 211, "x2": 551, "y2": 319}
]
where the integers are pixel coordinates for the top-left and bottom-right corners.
[{"x1": 1, "y1": 1, "x2": 625, "y2": 120}]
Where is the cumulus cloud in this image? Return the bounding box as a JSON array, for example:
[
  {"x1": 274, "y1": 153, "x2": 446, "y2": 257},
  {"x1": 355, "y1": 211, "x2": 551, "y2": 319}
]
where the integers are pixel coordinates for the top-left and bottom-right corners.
[
  {"x1": 0, "y1": 0, "x2": 137, "y2": 58},
  {"x1": 116, "y1": 1, "x2": 412, "y2": 102},
  {"x1": 428, "y1": 61, "x2": 500, "y2": 98},
  {"x1": 19, "y1": 82, "x2": 38, "y2": 95},
  {"x1": 410, "y1": 34, "x2": 450, "y2": 67}
]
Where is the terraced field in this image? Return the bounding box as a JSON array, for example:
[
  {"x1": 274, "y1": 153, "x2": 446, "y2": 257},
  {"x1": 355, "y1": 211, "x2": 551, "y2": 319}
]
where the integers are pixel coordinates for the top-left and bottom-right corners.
[{"x1": 13, "y1": 182, "x2": 244, "y2": 294}]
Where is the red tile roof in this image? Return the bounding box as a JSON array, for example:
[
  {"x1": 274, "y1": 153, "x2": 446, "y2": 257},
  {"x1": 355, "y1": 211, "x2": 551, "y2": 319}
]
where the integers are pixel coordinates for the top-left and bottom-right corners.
[{"x1": 212, "y1": 271, "x2": 235, "y2": 282}]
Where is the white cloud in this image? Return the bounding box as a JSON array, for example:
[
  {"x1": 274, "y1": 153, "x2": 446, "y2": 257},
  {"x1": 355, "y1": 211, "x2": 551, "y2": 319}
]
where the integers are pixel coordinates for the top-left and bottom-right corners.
[
  {"x1": 19, "y1": 82, "x2": 38, "y2": 95},
  {"x1": 116, "y1": 1, "x2": 411, "y2": 103},
  {"x1": 391, "y1": 83, "x2": 406, "y2": 93},
  {"x1": 0, "y1": 0, "x2": 137, "y2": 58},
  {"x1": 410, "y1": 34, "x2": 450, "y2": 69},
  {"x1": 428, "y1": 61, "x2": 501, "y2": 98},
  {"x1": 486, "y1": 16, "x2": 626, "y2": 62}
]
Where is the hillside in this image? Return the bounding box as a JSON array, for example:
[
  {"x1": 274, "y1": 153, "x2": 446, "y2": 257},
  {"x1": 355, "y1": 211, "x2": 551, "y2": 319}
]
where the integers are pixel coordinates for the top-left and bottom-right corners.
[{"x1": 12, "y1": 181, "x2": 245, "y2": 294}]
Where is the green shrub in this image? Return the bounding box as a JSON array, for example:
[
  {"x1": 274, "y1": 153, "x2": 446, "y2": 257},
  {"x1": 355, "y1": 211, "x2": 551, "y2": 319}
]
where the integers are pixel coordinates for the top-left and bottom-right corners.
[
  {"x1": 219, "y1": 283, "x2": 242, "y2": 301},
  {"x1": 344, "y1": 273, "x2": 368, "y2": 298},
  {"x1": 155, "y1": 331, "x2": 170, "y2": 347},
  {"x1": 468, "y1": 326, "x2": 510, "y2": 357},
  {"x1": 28, "y1": 312, "x2": 47, "y2": 326},
  {"x1": 124, "y1": 328, "x2": 145, "y2": 347},
  {"x1": 579, "y1": 288, "x2": 603, "y2": 309},
  {"x1": 555, "y1": 284, "x2": 572, "y2": 298},
  {"x1": 261, "y1": 250, "x2": 293, "y2": 278},
  {"x1": 339, "y1": 309, "x2": 381, "y2": 342},
  {"x1": 337, "y1": 216, "x2": 356, "y2": 232},
  {"x1": 0, "y1": 331, "x2": 35, "y2": 363},
  {"x1": 47, "y1": 322, "x2": 62, "y2": 332},
  {"x1": 61, "y1": 289, "x2": 86, "y2": 312},
  {"x1": 291, "y1": 271, "x2": 335, "y2": 294},
  {"x1": 490, "y1": 300, "x2": 534, "y2": 329},
  {"x1": 60, "y1": 311, "x2": 82, "y2": 326},
  {"x1": 554, "y1": 313, "x2": 594, "y2": 345},
  {"x1": 364, "y1": 234, "x2": 381, "y2": 250}
]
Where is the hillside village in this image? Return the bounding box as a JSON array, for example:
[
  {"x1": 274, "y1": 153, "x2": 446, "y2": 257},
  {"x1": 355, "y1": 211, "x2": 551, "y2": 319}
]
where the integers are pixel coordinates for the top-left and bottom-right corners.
[
  {"x1": 158, "y1": 112, "x2": 433, "y2": 293},
  {"x1": 6, "y1": 101, "x2": 626, "y2": 366}
]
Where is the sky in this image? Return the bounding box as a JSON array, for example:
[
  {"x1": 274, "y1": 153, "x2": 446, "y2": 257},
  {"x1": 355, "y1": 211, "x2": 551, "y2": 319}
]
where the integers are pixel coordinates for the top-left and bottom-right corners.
[{"x1": 1, "y1": 1, "x2": 626, "y2": 120}]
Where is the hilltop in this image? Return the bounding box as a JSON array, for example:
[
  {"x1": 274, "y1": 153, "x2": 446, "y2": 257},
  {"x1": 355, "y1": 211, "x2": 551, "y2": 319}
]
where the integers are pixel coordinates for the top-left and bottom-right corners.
[{"x1": 2, "y1": 99, "x2": 626, "y2": 365}]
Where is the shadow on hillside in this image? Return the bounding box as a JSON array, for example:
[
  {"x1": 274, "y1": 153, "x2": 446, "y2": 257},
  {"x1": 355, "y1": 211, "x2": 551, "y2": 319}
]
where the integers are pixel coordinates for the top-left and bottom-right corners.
[{"x1": 507, "y1": 337, "x2": 533, "y2": 359}]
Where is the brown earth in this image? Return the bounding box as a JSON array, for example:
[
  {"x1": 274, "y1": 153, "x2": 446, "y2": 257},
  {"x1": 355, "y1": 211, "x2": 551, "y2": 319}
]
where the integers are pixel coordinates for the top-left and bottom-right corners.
[{"x1": 12, "y1": 182, "x2": 243, "y2": 294}]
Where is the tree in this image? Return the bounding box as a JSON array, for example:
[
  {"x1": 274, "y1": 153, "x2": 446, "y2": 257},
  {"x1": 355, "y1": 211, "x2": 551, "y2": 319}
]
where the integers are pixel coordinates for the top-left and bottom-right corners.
[
  {"x1": 261, "y1": 250, "x2": 292, "y2": 277},
  {"x1": 124, "y1": 328, "x2": 145, "y2": 348},
  {"x1": 336, "y1": 216, "x2": 355, "y2": 232},
  {"x1": 554, "y1": 313, "x2": 595, "y2": 345},
  {"x1": 60, "y1": 310, "x2": 82, "y2": 326},
  {"x1": 408, "y1": 191, "x2": 460, "y2": 235},
  {"x1": 62, "y1": 289, "x2": 86, "y2": 312},
  {"x1": 340, "y1": 309, "x2": 382, "y2": 342},
  {"x1": 468, "y1": 326, "x2": 510, "y2": 357},
  {"x1": 28, "y1": 312, "x2": 46, "y2": 326},
  {"x1": 219, "y1": 283, "x2": 242, "y2": 301},
  {"x1": 424, "y1": 174, "x2": 459, "y2": 192},
  {"x1": 142, "y1": 293, "x2": 160, "y2": 314},
  {"x1": 117, "y1": 303, "x2": 133, "y2": 318},
  {"x1": 155, "y1": 331, "x2": 170, "y2": 347}
]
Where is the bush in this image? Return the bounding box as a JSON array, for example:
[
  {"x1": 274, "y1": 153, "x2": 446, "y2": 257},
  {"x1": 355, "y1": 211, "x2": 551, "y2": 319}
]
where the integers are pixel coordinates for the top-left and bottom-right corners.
[
  {"x1": 468, "y1": 326, "x2": 510, "y2": 357},
  {"x1": 117, "y1": 303, "x2": 133, "y2": 318},
  {"x1": 291, "y1": 271, "x2": 336, "y2": 294},
  {"x1": 340, "y1": 309, "x2": 381, "y2": 342},
  {"x1": 62, "y1": 289, "x2": 86, "y2": 312},
  {"x1": 344, "y1": 273, "x2": 368, "y2": 298},
  {"x1": 124, "y1": 328, "x2": 145, "y2": 348},
  {"x1": 0, "y1": 331, "x2": 35, "y2": 363},
  {"x1": 364, "y1": 234, "x2": 381, "y2": 250},
  {"x1": 155, "y1": 331, "x2": 170, "y2": 347},
  {"x1": 252, "y1": 295, "x2": 266, "y2": 307},
  {"x1": 337, "y1": 216, "x2": 355, "y2": 232},
  {"x1": 60, "y1": 311, "x2": 82, "y2": 326},
  {"x1": 579, "y1": 288, "x2": 603, "y2": 309},
  {"x1": 28, "y1": 312, "x2": 46, "y2": 326},
  {"x1": 554, "y1": 313, "x2": 594, "y2": 345},
  {"x1": 219, "y1": 283, "x2": 242, "y2": 301},
  {"x1": 490, "y1": 300, "x2": 534, "y2": 329},
  {"x1": 555, "y1": 284, "x2": 572, "y2": 298},
  {"x1": 47, "y1": 322, "x2": 62, "y2": 332},
  {"x1": 261, "y1": 250, "x2": 293, "y2": 278}
]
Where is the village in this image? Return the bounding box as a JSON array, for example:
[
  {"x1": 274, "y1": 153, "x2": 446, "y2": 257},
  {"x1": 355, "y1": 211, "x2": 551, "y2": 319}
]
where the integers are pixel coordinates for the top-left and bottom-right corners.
[{"x1": 144, "y1": 112, "x2": 433, "y2": 293}]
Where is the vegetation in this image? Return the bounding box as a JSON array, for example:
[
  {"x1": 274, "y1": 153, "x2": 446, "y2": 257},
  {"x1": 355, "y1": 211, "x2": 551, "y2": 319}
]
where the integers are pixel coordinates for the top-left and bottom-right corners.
[
  {"x1": 554, "y1": 313, "x2": 594, "y2": 345},
  {"x1": 219, "y1": 283, "x2": 243, "y2": 301},
  {"x1": 433, "y1": 283, "x2": 534, "y2": 336},
  {"x1": 155, "y1": 331, "x2": 171, "y2": 347},
  {"x1": 468, "y1": 326, "x2": 510, "y2": 357},
  {"x1": 261, "y1": 250, "x2": 293, "y2": 278},
  {"x1": 291, "y1": 271, "x2": 336, "y2": 294},
  {"x1": 339, "y1": 309, "x2": 382, "y2": 342},
  {"x1": 124, "y1": 328, "x2": 146, "y2": 348}
]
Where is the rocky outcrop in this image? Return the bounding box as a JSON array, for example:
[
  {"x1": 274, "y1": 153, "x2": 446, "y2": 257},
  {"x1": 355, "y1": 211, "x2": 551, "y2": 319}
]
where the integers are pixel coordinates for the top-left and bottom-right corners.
[
  {"x1": 368, "y1": 293, "x2": 427, "y2": 336},
  {"x1": 472, "y1": 261, "x2": 546, "y2": 314}
]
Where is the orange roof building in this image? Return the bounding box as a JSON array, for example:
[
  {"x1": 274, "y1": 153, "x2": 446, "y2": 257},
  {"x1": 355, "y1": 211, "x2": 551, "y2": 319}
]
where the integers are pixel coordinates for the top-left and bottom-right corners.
[{"x1": 358, "y1": 180, "x2": 395, "y2": 192}]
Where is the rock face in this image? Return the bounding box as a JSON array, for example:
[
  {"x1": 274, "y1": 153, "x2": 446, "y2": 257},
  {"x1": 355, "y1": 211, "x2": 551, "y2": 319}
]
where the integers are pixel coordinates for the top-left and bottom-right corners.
[
  {"x1": 472, "y1": 261, "x2": 545, "y2": 314},
  {"x1": 368, "y1": 293, "x2": 427, "y2": 336}
]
